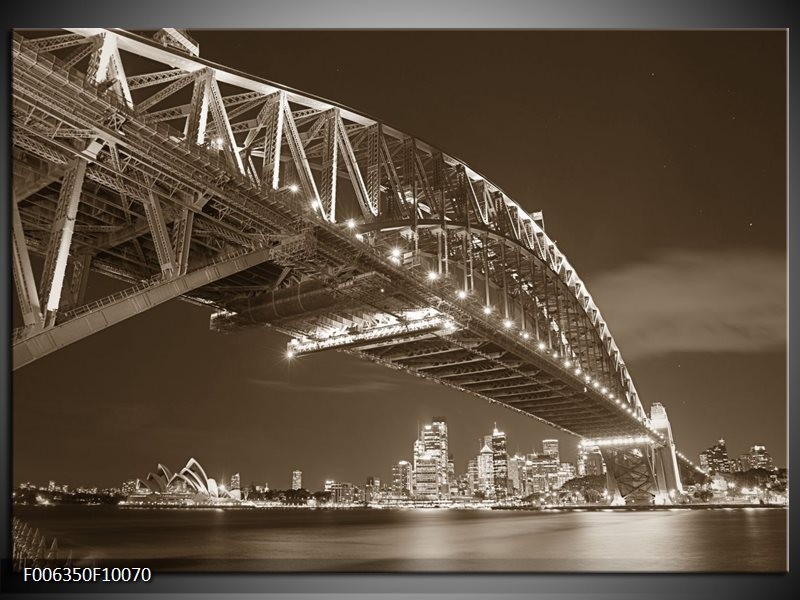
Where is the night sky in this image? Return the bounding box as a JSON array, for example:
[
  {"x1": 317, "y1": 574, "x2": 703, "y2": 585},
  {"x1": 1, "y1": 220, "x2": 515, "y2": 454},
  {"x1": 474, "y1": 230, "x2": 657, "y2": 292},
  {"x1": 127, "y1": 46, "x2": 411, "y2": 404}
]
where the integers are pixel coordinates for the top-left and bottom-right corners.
[{"x1": 12, "y1": 30, "x2": 786, "y2": 490}]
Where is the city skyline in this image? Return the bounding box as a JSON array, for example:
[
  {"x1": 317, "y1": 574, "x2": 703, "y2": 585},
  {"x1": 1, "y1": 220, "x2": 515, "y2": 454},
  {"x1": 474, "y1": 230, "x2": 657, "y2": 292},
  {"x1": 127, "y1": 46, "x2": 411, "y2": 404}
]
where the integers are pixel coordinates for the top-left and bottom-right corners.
[
  {"x1": 12, "y1": 29, "x2": 786, "y2": 490},
  {"x1": 12, "y1": 420, "x2": 781, "y2": 493}
]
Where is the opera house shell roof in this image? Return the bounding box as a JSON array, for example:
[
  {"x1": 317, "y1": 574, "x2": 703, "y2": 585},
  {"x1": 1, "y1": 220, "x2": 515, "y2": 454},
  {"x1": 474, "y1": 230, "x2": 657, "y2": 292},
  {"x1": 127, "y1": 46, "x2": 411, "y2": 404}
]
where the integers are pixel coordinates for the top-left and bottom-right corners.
[{"x1": 136, "y1": 458, "x2": 238, "y2": 501}]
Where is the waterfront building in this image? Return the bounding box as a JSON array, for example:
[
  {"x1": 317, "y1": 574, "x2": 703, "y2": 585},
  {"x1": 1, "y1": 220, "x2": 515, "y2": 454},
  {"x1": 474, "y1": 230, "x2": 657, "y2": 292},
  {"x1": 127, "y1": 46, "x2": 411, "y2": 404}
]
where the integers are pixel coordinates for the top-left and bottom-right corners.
[
  {"x1": 326, "y1": 481, "x2": 353, "y2": 504},
  {"x1": 48, "y1": 481, "x2": 55, "y2": 492},
  {"x1": 392, "y1": 460, "x2": 412, "y2": 496},
  {"x1": 699, "y1": 439, "x2": 732, "y2": 474},
  {"x1": 230, "y1": 473, "x2": 240, "y2": 491},
  {"x1": 127, "y1": 458, "x2": 240, "y2": 505},
  {"x1": 292, "y1": 469, "x2": 302, "y2": 490},
  {"x1": 542, "y1": 439, "x2": 560, "y2": 462}
]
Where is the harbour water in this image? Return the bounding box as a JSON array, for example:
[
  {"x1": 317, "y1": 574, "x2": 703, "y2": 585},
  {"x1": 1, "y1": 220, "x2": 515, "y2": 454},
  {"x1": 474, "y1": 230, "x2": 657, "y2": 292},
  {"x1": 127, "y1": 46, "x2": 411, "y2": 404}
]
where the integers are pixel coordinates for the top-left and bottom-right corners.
[{"x1": 13, "y1": 505, "x2": 786, "y2": 572}]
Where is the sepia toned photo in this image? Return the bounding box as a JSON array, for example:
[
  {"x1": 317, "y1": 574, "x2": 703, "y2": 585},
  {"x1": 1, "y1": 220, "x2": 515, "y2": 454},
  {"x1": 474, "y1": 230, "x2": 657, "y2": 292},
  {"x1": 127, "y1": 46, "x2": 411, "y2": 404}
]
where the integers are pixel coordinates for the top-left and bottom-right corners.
[{"x1": 10, "y1": 27, "x2": 787, "y2": 572}]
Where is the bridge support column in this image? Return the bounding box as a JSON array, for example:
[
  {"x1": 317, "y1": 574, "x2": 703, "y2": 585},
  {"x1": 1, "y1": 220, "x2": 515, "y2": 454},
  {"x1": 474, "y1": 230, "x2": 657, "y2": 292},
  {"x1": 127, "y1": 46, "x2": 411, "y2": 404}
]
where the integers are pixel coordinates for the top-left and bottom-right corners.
[{"x1": 601, "y1": 445, "x2": 670, "y2": 505}]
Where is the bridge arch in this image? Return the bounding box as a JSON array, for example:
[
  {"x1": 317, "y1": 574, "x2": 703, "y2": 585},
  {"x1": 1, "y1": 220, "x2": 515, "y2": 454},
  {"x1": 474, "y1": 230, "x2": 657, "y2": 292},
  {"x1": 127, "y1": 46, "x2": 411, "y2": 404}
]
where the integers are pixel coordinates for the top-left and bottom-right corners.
[{"x1": 10, "y1": 28, "x2": 705, "y2": 501}]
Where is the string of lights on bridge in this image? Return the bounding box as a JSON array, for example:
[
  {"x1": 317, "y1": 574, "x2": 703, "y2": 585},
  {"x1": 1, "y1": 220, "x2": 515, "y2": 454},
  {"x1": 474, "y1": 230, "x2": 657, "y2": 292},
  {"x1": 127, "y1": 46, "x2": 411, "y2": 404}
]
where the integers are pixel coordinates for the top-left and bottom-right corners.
[{"x1": 293, "y1": 213, "x2": 705, "y2": 475}]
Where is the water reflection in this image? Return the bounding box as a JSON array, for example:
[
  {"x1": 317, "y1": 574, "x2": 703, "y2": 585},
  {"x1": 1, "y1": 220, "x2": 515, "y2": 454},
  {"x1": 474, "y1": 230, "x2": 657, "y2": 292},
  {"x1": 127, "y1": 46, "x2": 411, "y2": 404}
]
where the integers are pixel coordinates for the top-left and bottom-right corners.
[{"x1": 14, "y1": 505, "x2": 786, "y2": 572}]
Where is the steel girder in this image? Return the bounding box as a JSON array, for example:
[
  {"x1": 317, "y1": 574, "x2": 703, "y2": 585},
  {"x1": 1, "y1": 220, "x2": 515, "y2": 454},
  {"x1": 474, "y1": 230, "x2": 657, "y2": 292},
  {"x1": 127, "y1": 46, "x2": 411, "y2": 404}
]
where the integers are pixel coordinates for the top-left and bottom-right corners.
[{"x1": 10, "y1": 29, "x2": 688, "y2": 457}]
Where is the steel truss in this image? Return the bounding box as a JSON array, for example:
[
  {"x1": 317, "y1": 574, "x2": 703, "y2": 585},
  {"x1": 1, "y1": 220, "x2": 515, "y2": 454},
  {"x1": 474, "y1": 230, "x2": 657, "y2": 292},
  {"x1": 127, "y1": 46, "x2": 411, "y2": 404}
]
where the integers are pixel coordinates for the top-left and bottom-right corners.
[{"x1": 10, "y1": 29, "x2": 699, "y2": 499}]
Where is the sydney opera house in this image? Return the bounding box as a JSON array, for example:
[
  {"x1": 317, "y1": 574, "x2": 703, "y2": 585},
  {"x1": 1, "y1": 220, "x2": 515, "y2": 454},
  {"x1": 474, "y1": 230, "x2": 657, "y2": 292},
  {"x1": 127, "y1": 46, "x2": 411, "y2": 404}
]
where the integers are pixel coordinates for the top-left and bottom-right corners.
[{"x1": 123, "y1": 458, "x2": 241, "y2": 506}]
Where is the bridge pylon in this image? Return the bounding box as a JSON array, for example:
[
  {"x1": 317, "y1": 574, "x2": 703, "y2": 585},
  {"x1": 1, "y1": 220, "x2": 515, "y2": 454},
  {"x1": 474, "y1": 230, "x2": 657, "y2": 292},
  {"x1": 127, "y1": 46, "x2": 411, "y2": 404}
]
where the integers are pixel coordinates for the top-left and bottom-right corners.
[{"x1": 592, "y1": 403, "x2": 684, "y2": 505}]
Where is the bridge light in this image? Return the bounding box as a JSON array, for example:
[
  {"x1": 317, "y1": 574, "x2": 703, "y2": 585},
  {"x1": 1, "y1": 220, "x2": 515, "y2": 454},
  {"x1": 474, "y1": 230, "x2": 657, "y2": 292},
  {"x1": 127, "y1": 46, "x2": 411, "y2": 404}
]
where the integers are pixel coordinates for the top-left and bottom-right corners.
[
  {"x1": 522, "y1": 331, "x2": 530, "y2": 339},
  {"x1": 289, "y1": 184, "x2": 299, "y2": 193},
  {"x1": 457, "y1": 289, "x2": 467, "y2": 299},
  {"x1": 564, "y1": 359, "x2": 572, "y2": 368},
  {"x1": 503, "y1": 319, "x2": 513, "y2": 329},
  {"x1": 427, "y1": 270, "x2": 440, "y2": 281},
  {"x1": 601, "y1": 387, "x2": 608, "y2": 394},
  {"x1": 286, "y1": 349, "x2": 295, "y2": 359},
  {"x1": 484, "y1": 306, "x2": 494, "y2": 315},
  {"x1": 355, "y1": 233, "x2": 364, "y2": 241},
  {"x1": 537, "y1": 341, "x2": 546, "y2": 350},
  {"x1": 593, "y1": 381, "x2": 600, "y2": 388},
  {"x1": 584, "y1": 374, "x2": 591, "y2": 383},
  {"x1": 391, "y1": 247, "x2": 402, "y2": 258},
  {"x1": 574, "y1": 367, "x2": 581, "y2": 376},
  {"x1": 346, "y1": 219, "x2": 357, "y2": 229}
]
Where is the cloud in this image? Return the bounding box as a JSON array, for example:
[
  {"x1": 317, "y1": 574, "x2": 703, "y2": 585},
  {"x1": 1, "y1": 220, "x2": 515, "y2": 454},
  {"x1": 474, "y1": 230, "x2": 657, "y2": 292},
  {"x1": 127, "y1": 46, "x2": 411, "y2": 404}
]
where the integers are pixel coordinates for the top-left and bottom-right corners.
[
  {"x1": 584, "y1": 249, "x2": 786, "y2": 359},
  {"x1": 247, "y1": 378, "x2": 404, "y2": 395}
]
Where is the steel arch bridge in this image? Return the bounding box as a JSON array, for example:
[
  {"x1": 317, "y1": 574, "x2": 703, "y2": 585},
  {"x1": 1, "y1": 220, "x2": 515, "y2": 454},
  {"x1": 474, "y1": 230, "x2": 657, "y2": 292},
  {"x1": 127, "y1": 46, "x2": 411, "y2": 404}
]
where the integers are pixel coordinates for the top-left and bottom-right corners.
[{"x1": 10, "y1": 28, "x2": 702, "y2": 503}]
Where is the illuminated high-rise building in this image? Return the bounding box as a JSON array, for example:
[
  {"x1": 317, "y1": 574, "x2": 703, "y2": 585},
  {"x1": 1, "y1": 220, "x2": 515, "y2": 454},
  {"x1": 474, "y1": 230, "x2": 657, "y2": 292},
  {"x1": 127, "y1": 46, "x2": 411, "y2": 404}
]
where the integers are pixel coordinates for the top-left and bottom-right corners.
[
  {"x1": 421, "y1": 417, "x2": 449, "y2": 496},
  {"x1": 365, "y1": 476, "x2": 380, "y2": 503},
  {"x1": 392, "y1": 460, "x2": 412, "y2": 496},
  {"x1": 326, "y1": 481, "x2": 353, "y2": 504},
  {"x1": 477, "y1": 442, "x2": 495, "y2": 497},
  {"x1": 413, "y1": 418, "x2": 449, "y2": 498},
  {"x1": 508, "y1": 454, "x2": 525, "y2": 497},
  {"x1": 291, "y1": 469, "x2": 302, "y2": 490},
  {"x1": 746, "y1": 444, "x2": 775, "y2": 471},
  {"x1": 542, "y1": 439, "x2": 560, "y2": 462},
  {"x1": 699, "y1": 438, "x2": 732, "y2": 474},
  {"x1": 554, "y1": 462, "x2": 576, "y2": 489},
  {"x1": 526, "y1": 452, "x2": 559, "y2": 493},
  {"x1": 413, "y1": 453, "x2": 439, "y2": 499},
  {"x1": 576, "y1": 450, "x2": 588, "y2": 477},
  {"x1": 466, "y1": 458, "x2": 480, "y2": 495},
  {"x1": 490, "y1": 425, "x2": 508, "y2": 499},
  {"x1": 585, "y1": 448, "x2": 606, "y2": 476},
  {"x1": 229, "y1": 473, "x2": 240, "y2": 491}
]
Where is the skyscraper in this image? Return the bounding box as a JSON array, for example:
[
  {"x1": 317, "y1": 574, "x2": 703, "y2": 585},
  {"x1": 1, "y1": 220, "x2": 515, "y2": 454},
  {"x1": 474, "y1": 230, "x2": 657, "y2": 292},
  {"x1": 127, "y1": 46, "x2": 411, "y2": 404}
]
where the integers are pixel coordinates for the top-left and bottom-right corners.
[
  {"x1": 291, "y1": 469, "x2": 302, "y2": 491},
  {"x1": 508, "y1": 454, "x2": 525, "y2": 497},
  {"x1": 746, "y1": 444, "x2": 775, "y2": 471},
  {"x1": 365, "y1": 476, "x2": 380, "y2": 503},
  {"x1": 526, "y1": 452, "x2": 559, "y2": 493},
  {"x1": 415, "y1": 418, "x2": 449, "y2": 499},
  {"x1": 466, "y1": 457, "x2": 480, "y2": 496},
  {"x1": 478, "y1": 442, "x2": 495, "y2": 498},
  {"x1": 423, "y1": 417, "x2": 449, "y2": 496},
  {"x1": 491, "y1": 425, "x2": 508, "y2": 499},
  {"x1": 542, "y1": 439, "x2": 560, "y2": 462},
  {"x1": 392, "y1": 460, "x2": 412, "y2": 497},
  {"x1": 585, "y1": 448, "x2": 606, "y2": 476},
  {"x1": 229, "y1": 473, "x2": 240, "y2": 491},
  {"x1": 413, "y1": 453, "x2": 439, "y2": 499},
  {"x1": 699, "y1": 438, "x2": 732, "y2": 474}
]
